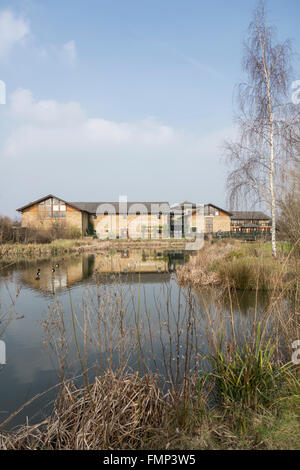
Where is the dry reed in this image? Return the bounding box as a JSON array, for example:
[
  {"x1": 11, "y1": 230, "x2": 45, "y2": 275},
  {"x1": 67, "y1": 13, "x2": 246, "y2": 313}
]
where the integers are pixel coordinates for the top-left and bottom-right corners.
[{"x1": 0, "y1": 370, "x2": 168, "y2": 450}]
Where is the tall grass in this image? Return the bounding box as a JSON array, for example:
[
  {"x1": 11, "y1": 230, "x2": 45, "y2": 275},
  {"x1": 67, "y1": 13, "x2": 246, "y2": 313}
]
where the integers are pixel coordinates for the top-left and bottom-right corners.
[
  {"x1": 177, "y1": 240, "x2": 298, "y2": 291},
  {"x1": 202, "y1": 324, "x2": 294, "y2": 409}
]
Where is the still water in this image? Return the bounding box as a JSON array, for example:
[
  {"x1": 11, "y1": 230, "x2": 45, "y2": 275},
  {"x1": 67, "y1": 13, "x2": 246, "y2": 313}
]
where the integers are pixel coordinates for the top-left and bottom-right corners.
[{"x1": 0, "y1": 249, "x2": 270, "y2": 429}]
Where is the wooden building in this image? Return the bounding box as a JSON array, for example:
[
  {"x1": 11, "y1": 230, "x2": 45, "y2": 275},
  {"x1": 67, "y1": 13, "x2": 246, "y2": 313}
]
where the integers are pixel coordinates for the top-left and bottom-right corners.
[{"x1": 230, "y1": 211, "x2": 271, "y2": 233}]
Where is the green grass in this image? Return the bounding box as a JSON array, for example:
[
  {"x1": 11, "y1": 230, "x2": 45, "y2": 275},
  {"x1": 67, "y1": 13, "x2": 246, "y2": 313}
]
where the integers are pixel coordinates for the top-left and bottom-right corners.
[
  {"x1": 206, "y1": 240, "x2": 296, "y2": 290},
  {"x1": 201, "y1": 326, "x2": 294, "y2": 409},
  {"x1": 217, "y1": 256, "x2": 282, "y2": 290}
]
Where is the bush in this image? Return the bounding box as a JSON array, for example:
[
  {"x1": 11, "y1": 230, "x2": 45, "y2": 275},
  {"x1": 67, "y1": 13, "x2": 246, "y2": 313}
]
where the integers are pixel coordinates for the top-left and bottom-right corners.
[
  {"x1": 201, "y1": 325, "x2": 294, "y2": 410},
  {"x1": 0, "y1": 216, "x2": 20, "y2": 243},
  {"x1": 22, "y1": 223, "x2": 83, "y2": 243},
  {"x1": 67, "y1": 226, "x2": 82, "y2": 239}
]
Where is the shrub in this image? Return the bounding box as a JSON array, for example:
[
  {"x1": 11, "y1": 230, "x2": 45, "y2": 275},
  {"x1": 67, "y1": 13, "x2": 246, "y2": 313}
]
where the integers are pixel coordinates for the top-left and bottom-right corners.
[
  {"x1": 21, "y1": 223, "x2": 83, "y2": 243},
  {"x1": 0, "y1": 216, "x2": 20, "y2": 243},
  {"x1": 67, "y1": 226, "x2": 82, "y2": 239},
  {"x1": 201, "y1": 325, "x2": 294, "y2": 410}
]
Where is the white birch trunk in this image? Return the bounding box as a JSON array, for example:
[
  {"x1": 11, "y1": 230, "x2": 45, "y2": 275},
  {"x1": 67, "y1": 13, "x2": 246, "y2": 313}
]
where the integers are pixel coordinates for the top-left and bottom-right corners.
[
  {"x1": 260, "y1": 28, "x2": 277, "y2": 257},
  {"x1": 269, "y1": 124, "x2": 277, "y2": 257}
]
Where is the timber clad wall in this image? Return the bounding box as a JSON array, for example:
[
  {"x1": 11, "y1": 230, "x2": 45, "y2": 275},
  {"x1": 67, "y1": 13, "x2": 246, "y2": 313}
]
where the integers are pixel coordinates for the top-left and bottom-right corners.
[
  {"x1": 21, "y1": 204, "x2": 83, "y2": 231},
  {"x1": 66, "y1": 206, "x2": 84, "y2": 231},
  {"x1": 21, "y1": 204, "x2": 39, "y2": 228}
]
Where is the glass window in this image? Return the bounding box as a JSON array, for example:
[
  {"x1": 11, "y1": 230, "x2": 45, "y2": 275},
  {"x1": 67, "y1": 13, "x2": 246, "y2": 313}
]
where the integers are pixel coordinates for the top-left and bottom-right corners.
[{"x1": 38, "y1": 198, "x2": 67, "y2": 219}]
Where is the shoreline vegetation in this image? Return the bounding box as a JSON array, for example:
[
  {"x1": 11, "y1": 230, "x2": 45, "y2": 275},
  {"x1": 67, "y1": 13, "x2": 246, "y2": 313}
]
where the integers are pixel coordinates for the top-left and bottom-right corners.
[
  {"x1": 177, "y1": 239, "x2": 298, "y2": 291},
  {"x1": 0, "y1": 339, "x2": 299, "y2": 450},
  {"x1": 0, "y1": 238, "x2": 186, "y2": 267}
]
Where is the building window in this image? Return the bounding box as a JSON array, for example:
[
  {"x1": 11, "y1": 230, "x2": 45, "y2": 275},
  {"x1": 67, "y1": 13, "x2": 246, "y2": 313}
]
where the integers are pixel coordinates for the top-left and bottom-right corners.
[{"x1": 39, "y1": 198, "x2": 66, "y2": 219}]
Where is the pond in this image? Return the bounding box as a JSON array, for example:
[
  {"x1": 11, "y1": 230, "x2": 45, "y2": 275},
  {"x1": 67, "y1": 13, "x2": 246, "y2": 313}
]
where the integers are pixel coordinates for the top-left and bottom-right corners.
[{"x1": 0, "y1": 248, "x2": 274, "y2": 429}]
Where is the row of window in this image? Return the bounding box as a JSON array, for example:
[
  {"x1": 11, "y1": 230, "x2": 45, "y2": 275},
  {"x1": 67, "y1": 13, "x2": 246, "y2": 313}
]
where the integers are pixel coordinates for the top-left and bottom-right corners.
[{"x1": 231, "y1": 220, "x2": 270, "y2": 226}]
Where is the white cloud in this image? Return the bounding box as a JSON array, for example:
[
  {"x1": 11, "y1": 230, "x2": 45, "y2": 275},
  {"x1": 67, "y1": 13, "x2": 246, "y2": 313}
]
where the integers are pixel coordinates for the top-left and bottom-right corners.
[
  {"x1": 62, "y1": 40, "x2": 77, "y2": 66},
  {"x1": 4, "y1": 89, "x2": 177, "y2": 157},
  {"x1": 0, "y1": 9, "x2": 77, "y2": 66},
  {"x1": 0, "y1": 9, "x2": 30, "y2": 59},
  {"x1": 1, "y1": 88, "x2": 235, "y2": 217},
  {"x1": 10, "y1": 89, "x2": 84, "y2": 125}
]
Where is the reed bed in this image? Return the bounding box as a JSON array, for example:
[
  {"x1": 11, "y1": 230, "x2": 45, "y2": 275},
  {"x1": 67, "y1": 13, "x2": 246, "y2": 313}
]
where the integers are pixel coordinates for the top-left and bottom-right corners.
[
  {"x1": 176, "y1": 242, "x2": 237, "y2": 286},
  {"x1": 0, "y1": 370, "x2": 168, "y2": 450},
  {"x1": 177, "y1": 240, "x2": 298, "y2": 291}
]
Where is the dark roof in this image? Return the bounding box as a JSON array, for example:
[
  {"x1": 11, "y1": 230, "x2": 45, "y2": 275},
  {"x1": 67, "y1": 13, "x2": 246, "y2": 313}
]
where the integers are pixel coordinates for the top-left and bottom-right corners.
[
  {"x1": 16, "y1": 194, "x2": 86, "y2": 213},
  {"x1": 16, "y1": 195, "x2": 170, "y2": 214},
  {"x1": 71, "y1": 201, "x2": 170, "y2": 214},
  {"x1": 231, "y1": 211, "x2": 270, "y2": 220},
  {"x1": 170, "y1": 202, "x2": 232, "y2": 216},
  {"x1": 206, "y1": 203, "x2": 232, "y2": 216},
  {"x1": 170, "y1": 201, "x2": 200, "y2": 211}
]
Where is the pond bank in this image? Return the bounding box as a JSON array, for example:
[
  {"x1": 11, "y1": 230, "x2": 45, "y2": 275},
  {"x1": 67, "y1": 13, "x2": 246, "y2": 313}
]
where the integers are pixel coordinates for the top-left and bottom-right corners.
[
  {"x1": 0, "y1": 238, "x2": 187, "y2": 266},
  {"x1": 1, "y1": 350, "x2": 298, "y2": 450},
  {"x1": 177, "y1": 240, "x2": 298, "y2": 291}
]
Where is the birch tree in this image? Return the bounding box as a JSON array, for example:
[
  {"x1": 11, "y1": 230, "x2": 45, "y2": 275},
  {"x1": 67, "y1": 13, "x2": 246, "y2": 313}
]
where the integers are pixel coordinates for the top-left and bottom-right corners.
[{"x1": 224, "y1": 1, "x2": 295, "y2": 257}]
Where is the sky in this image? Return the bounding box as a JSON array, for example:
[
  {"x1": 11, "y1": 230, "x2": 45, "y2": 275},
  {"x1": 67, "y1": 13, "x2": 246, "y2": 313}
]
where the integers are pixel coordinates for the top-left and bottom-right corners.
[{"x1": 0, "y1": 0, "x2": 300, "y2": 218}]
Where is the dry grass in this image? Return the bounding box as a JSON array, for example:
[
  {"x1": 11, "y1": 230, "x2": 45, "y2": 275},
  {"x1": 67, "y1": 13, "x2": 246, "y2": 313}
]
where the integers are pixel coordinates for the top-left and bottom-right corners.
[
  {"x1": 177, "y1": 240, "x2": 298, "y2": 291},
  {"x1": 1, "y1": 368, "x2": 297, "y2": 450},
  {"x1": 176, "y1": 241, "x2": 236, "y2": 286},
  {"x1": 0, "y1": 370, "x2": 168, "y2": 450}
]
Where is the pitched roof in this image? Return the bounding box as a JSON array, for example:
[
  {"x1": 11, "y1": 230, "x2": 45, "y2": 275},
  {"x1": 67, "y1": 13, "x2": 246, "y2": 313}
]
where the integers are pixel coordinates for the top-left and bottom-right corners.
[
  {"x1": 70, "y1": 201, "x2": 170, "y2": 214},
  {"x1": 16, "y1": 194, "x2": 86, "y2": 213},
  {"x1": 230, "y1": 211, "x2": 270, "y2": 220},
  {"x1": 170, "y1": 202, "x2": 232, "y2": 216},
  {"x1": 170, "y1": 201, "x2": 200, "y2": 211},
  {"x1": 206, "y1": 203, "x2": 232, "y2": 216},
  {"x1": 16, "y1": 195, "x2": 170, "y2": 214}
]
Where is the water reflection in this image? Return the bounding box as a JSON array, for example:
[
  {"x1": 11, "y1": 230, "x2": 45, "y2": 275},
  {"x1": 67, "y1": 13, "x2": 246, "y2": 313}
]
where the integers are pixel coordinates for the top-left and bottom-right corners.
[
  {"x1": 16, "y1": 249, "x2": 187, "y2": 295},
  {"x1": 20, "y1": 254, "x2": 95, "y2": 295},
  {"x1": 0, "y1": 248, "x2": 278, "y2": 429}
]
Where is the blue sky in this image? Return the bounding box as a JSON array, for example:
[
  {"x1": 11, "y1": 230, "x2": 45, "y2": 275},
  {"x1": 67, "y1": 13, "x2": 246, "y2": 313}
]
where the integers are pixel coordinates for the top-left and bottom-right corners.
[{"x1": 0, "y1": 0, "x2": 300, "y2": 217}]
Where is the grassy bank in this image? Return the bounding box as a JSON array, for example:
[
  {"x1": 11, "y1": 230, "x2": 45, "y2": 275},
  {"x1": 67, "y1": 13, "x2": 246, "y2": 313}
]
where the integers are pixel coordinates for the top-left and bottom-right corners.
[
  {"x1": 0, "y1": 239, "x2": 94, "y2": 267},
  {"x1": 177, "y1": 240, "x2": 298, "y2": 290},
  {"x1": 0, "y1": 238, "x2": 186, "y2": 267}
]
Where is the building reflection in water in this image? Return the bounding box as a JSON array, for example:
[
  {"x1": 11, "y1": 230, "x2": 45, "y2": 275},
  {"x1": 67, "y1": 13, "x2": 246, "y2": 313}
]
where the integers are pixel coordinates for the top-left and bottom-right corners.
[
  {"x1": 20, "y1": 249, "x2": 188, "y2": 294},
  {"x1": 21, "y1": 254, "x2": 95, "y2": 295}
]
